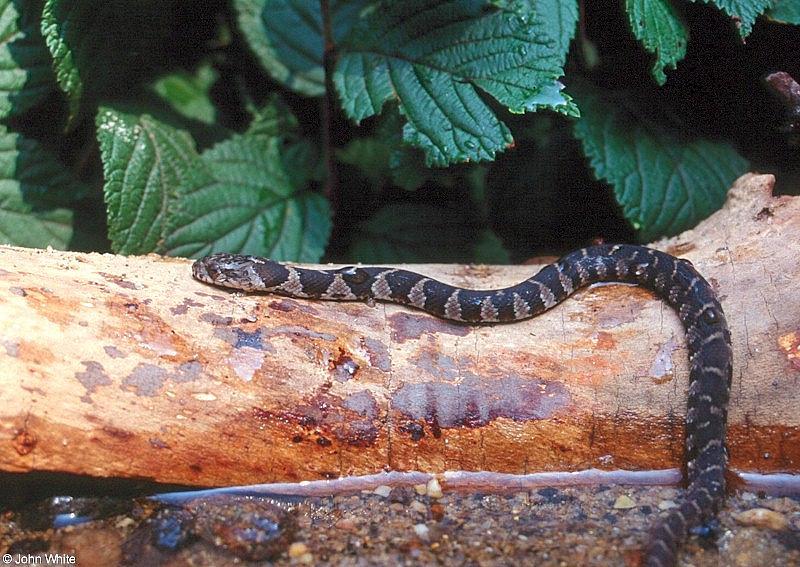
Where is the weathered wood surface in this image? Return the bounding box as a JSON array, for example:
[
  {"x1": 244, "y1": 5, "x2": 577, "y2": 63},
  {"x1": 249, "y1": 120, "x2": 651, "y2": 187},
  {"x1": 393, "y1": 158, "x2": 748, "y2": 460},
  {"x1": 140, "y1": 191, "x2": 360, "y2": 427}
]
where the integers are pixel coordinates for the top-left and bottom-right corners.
[{"x1": 0, "y1": 173, "x2": 798, "y2": 487}]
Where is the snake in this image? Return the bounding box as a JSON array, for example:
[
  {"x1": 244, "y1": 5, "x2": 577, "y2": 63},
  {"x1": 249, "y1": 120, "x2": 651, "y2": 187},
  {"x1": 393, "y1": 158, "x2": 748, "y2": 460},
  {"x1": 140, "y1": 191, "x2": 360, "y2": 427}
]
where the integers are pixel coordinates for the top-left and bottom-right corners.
[{"x1": 192, "y1": 243, "x2": 732, "y2": 567}]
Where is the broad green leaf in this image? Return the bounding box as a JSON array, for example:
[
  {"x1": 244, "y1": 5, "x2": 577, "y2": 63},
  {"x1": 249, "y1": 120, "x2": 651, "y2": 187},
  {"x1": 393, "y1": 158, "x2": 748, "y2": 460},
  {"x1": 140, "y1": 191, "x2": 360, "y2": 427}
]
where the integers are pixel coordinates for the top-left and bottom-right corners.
[
  {"x1": 97, "y1": 108, "x2": 201, "y2": 254},
  {"x1": 0, "y1": 0, "x2": 54, "y2": 118},
  {"x1": 233, "y1": 0, "x2": 369, "y2": 96},
  {"x1": 42, "y1": 0, "x2": 83, "y2": 121},
  {"x1": 150, "y1": 65, "x2": 219, "y2": 126},
  {"x1": 767, "y1": 0, "x2": 800, "y2": 23},
  {"x1": 334, "y1": 0, "x2": 576, "y2": 166},
  {"x1": 625, "y1": 0, "x2": 688, "y2": 85},
  {"x1": 573, "y1": 86, "x2": 749, "y2": 241},
  {"x1": 97, "y1": 105, "x2": 331, "y2": 260},
  {"x1": 165, "y1": 131, "x2": 331, "y2": 260},
  {"x1": 693, "y1": 0, "x2": 775, "y2": 38},
  {"x1": 346, "y1": 202, "x2": 508, "y2": 263},
  {"x1": 0, "y1": 125, "x2": 73, "y2": 248},
  {"x1": 42, "y1": 0, "x2": 178, "y2": 124}
]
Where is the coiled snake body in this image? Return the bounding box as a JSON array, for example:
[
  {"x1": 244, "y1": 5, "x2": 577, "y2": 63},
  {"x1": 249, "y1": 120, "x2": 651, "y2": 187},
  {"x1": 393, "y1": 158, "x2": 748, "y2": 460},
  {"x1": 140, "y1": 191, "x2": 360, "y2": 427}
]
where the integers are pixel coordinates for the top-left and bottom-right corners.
[{"x1": 193, "y1": 244, "x2": 732, "y2": 566}]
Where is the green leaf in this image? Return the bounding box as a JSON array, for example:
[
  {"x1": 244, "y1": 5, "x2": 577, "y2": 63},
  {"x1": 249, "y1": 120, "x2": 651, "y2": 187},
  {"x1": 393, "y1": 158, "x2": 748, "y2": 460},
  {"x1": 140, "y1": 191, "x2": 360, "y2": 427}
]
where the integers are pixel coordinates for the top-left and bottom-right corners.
[
  {"x1": 165, "y1": 130, "x2": 331, "y2": 260},
  {"x1": 0, "y1": 125, "x2": 73, "y2": 248},
  {"x1": 573, "y1": 86, "x2": 749, "y2": 241},
  {"x1": 42, "y1": 0, "x2": 178, "y2": 124},
  {"x1": 693, "y1": 0, "x2": 775, "y2": 38},
  {"x1": 97, "y1": 108, "x2": 200, "y2": 254},
  {"x1": 334, "y1": 0, "x2": 576, "y2": 166},
  {"x1": 625, "y1": 0, "x2": 689, "y2": 85},
  {"x1": 346, "y1": 202, "x2": 507, "y2": 263},
  {"x1": 233, "y1": 0, "x2": 369, "y2": 96},
  {"x1": 0, "y1": 0, "x2": 54, "y2": 118},
  {"x1": 767, "y1": 0, "x2": 800, "y2": 24},
  {"x1": 150, "y1": 65, "x2": 219, "y2": 126},
  {"x1": 97, "y1": 105, "x2": 331, "y2": 260}
]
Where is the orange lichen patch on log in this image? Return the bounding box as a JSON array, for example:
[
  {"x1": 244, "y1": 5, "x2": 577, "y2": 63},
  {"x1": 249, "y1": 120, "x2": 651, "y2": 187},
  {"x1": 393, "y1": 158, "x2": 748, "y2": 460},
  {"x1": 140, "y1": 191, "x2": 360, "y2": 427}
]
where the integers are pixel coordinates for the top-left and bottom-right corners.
[{"x1": 0, "y1": 174, "x2": 799, "y2": 487}]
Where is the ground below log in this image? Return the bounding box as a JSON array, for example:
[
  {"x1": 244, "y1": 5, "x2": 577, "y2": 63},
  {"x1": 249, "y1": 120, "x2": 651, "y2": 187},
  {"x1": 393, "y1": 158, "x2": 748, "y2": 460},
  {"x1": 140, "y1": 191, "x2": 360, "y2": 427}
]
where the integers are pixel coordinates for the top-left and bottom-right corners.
[{"x1": 1, "y1": 484, "x2": 798, "y2": 566}]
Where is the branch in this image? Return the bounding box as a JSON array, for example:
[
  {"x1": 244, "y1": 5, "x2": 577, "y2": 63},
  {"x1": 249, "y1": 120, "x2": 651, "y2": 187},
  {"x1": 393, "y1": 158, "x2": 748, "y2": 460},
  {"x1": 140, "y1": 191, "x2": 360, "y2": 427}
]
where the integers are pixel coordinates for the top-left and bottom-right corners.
[{"x1": 1, "y1": 174, "x2": 798, "y2": 486}]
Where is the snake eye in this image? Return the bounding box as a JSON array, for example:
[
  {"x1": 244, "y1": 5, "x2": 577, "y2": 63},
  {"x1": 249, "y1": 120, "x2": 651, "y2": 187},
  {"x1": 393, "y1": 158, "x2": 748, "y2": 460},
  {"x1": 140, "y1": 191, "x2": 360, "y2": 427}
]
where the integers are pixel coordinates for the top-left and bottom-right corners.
[{"x1": 340, "y1": 266, "x2": 370, "y2": 285}]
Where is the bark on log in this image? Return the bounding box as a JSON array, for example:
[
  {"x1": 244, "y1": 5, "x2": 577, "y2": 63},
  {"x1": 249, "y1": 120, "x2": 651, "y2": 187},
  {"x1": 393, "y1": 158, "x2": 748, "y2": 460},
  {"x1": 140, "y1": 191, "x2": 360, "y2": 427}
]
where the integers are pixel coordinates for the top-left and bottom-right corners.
[{"x1": 0, "y1": 173, "x2": 798, "y2": 487}]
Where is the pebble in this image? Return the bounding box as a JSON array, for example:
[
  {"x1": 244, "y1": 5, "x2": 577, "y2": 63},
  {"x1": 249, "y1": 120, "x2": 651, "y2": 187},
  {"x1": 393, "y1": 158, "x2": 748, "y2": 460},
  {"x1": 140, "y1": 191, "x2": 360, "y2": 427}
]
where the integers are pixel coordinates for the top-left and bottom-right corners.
[
  {"x1": 658, "y1": 499, "x2": 678, "y2": 510},
  {"x1": 414, "y1": 483, "x2": 428, "y2": 496},
  {"x1": 426, "y1": 478, "x2": 443, "y2": 499},
  {"x1": 733, "y1": 508, "x2": 789, "y2": 531},
  {"x1": 373, "y1": 485, "x2": 392, "y2": 498},
  {"x1": 410, "y1": 501, "x2": 428, "y2": 514},
  {"x1": 334, "y1": 518, "x2": 357, "y2": 532},
  {"x1": 288, "y1": 542, "x2": 307, "y2": 557},
  {"x1": 413, "y1": 523, "x2": 430, "y2": 540},
  {"x1": 762, "y1": 497, "x2": 797, "y2": 514},
  {"x1": 612, "y1": 495, "x2": 636, "y2": 509}
]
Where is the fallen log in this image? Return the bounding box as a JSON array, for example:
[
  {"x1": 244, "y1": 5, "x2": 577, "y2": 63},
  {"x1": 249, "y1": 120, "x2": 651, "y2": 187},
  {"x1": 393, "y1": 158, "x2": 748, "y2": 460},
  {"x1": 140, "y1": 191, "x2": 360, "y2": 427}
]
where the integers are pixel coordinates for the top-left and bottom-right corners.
[{"x1": 0, "y1": 173, "x2": 798, "y2": 487}]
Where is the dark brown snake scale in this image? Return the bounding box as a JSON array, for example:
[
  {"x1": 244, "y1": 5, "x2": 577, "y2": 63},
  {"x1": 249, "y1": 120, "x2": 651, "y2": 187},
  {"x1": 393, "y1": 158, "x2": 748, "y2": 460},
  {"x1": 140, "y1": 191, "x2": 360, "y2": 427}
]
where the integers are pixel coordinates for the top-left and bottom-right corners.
[{"x1": 192, "y1": 244, "x2": 733, "y2": 566}]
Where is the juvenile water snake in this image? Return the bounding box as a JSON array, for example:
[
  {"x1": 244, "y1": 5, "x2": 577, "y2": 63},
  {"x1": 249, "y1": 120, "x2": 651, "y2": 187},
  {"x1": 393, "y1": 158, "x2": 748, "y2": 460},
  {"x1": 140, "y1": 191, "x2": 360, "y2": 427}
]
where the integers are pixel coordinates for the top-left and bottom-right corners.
[{"x1": 192, "y1": 243, "x2": 733, "y2": 566}]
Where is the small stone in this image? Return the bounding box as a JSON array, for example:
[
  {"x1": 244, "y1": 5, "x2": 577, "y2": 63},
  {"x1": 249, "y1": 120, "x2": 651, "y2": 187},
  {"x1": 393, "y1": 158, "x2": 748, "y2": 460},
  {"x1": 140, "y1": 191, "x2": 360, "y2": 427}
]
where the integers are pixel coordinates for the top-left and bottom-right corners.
[
  {"x1": 612, "y1": 495, "x2": 636, "y2": 509},
  {"x1": 658, "y1": 500, "x2": 678, "y2": 510},
  {"x1": 373, "y1": 485, "x2": 392, "y2": 498},
  {"x1": 763, "y1": 497, "x2": 797, "y2": 514},
  {"x1": 414, "y1": 484, "x2": 428, "y2": 496},
  {"x1": 334, "y1": 518, "x2": 357, "y2": 532},
  {"x1": 410, "y1": 501, "x2": 427, "y2": 514},
  {"x1": 388, "y1": 486, "x2": 413, "y2": 504},
  {"x1": 288, "y1": 542, "x2": 309, "y2": 558},
  {"x1": 426, "y1": 478, "x2": 443, "y2": 499},
  {"x1": 734, "y1": 508, "x2": 789, "y2": 531},
  {"x1": 413, "y1": 523, "x2": 430, "y2": 540}
]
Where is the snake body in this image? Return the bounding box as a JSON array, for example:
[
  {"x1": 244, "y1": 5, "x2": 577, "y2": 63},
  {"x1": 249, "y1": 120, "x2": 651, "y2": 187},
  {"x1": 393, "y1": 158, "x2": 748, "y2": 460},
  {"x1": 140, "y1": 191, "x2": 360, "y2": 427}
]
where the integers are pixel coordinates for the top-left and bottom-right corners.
[{"x1": 192, "y1": 244, "x2": 732, "y2": 566}]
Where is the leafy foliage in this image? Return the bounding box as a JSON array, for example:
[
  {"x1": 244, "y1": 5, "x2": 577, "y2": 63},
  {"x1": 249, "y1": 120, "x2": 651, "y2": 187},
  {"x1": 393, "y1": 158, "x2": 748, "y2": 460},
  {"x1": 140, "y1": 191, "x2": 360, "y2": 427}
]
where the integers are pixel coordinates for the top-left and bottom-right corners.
[
  {"x1": 42, "y1": 0, "x2": 180, "y2": 124},
  {"x1": 334, "y1": 0, "x2": 577, "y2": 166},
  {"x1": 0, "y1": 124, "x2": 76, "y2": 248},
  {"x1": 768, "y1": 0, "x2": 800, "y2": 24},
  {"x1": 235, "y1": 0, "x2": 370, "y2": 97},
  {"x1": 97, "y1": 103, "x2": 330, "y2": 259},
  {"x1": 0, "y1": 0, "x2": 796, "y2": 262},
  {"x1": 694, "y1": 0, "x2": 775, "y2": 37},
  {"x1": 572, "y1": 86, "x2": 748, "y2": 241},
  {"x1": 626, "y1": 0, "x2": 688, "y2": 85},
  {"x1": 0, "y1": 0, "x2": 53, "y2": 118}
]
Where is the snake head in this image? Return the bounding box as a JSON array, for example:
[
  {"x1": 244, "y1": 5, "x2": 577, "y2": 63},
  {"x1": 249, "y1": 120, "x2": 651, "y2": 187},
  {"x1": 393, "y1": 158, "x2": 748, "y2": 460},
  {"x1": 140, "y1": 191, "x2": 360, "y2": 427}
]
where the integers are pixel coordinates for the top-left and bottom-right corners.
[{"x1": 192, "y1": 253, "x2": 285, "y2": 291}]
